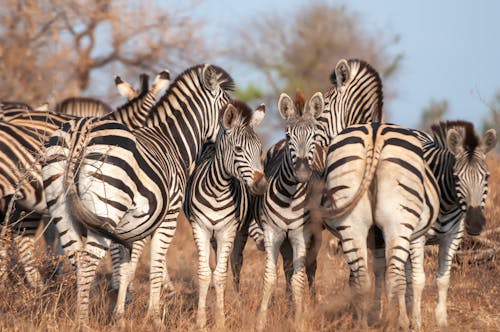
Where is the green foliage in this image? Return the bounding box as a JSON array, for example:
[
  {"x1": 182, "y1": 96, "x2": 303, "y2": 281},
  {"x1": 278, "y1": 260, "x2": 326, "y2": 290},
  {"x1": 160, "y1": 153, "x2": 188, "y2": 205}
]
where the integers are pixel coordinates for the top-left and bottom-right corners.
[{"x1": 234, "y1": 84, "x2": 265, "y2": 103}]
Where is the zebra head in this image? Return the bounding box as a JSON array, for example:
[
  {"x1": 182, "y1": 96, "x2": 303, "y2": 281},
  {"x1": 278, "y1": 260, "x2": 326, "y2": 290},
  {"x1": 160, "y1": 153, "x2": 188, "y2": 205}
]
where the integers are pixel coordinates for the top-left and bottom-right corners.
[
  {"x1": 446, "y1": 125, "x2": 497, "y2": 235},
  {"x1": 321, "y1": 59, "x2": 384, "y2": 139},
  {"x1": 279, "y1": 91, "x2": 326, "y2": 183},
  {"x1": 219, "y1": 101, "x2": 267, "y2": 195}
]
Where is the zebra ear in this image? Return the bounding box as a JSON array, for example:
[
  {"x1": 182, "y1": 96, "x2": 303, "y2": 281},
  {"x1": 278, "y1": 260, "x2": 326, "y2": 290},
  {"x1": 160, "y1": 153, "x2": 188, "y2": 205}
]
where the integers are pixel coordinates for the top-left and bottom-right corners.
[
  {"x1": 447, "y1": 128, "x2": 465, "y2": 155},
  {"x1": 480, "y1": 129, "x2": 497, "y2": 154},
  {"x1": 251, "y1": 103, "x2": 266, "y2": 127},
  {"x1": 202, "y1": 64, "x2": 219, "y2": 92},
  {"x1": 151, "y1": 70, "x2": 171, "y2": 95},
  {"x1": 115, "y1": 75, "x2": 138, "y2": 100},
  {"x1": 222, "y1": 103, "x2": 239, "y2": 130},
  {"x1": 332, "y1": 59, "x2": 350, "y2": 90},
  {"x1": 278, "y1": 93, "x2": 296, "y2": 121},
  {"x1": 308, "y1": 92, "x2": 324, "y2": 119}
]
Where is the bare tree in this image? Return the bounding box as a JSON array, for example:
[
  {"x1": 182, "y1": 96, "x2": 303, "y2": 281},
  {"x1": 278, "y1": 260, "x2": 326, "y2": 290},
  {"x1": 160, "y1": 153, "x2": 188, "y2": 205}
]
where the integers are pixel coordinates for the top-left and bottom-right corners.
[
  {"x1": 482, "y1": 91, "x2": 500, "y2": 151},
  {"x1": 0, "y1": 0, "x2": 212, "y2": 104},
  {"x1": 418, "y1": 99, "x2": 449, "y2": 131},
  {"x1": 228, "y1": 3, "x2": 402, "y2": 99}
]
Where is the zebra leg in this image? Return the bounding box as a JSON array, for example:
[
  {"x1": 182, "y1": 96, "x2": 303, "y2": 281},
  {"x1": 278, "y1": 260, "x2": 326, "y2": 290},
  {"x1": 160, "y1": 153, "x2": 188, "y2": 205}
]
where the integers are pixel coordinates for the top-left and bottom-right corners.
[
  {"x1": 288, "y1": 227, "x2": 308, "y2": 325},
  {"x1": 306, "y1": 229, "x2": 322, "y2": 300},
  {"x1": 76, "y1": 230, "x2": 111, "y2": 326},
  {"x1": 192, "y1": 222, "x2": 212, "y2": 329},
  {"x1": 248, "y1": 218, "x2": 265, "y2": 251},
  {"x1": 383, "y1": 228, "x2": 412, "y2": 331},
  {"x1": 256, "y1": 223, "x2": 286, "y2": 331},
  {"x1": 409, "y1": 236, "x2": 426, "y2": 331},
  {"x1": 213, "y1": 223, "x2": 238, "y2": 328},
  {"x1": 15, "y1": 235, "x2": 44, "y2": 289},
  {"x1": 230, "y1": 222, "x2": 249, "y2": 293},
  {"x1": 371, "y1": 226, "x2": 386, "y2": 325},
  {"x1": 279, "y1": 238, "x2": 294, "y2": 301},
  {"x1": 435, "y1": 231, "x2": 462, "y2": 328},
  {"x1": 0, "y1": 236, "x2": 9, "y2": 284}
]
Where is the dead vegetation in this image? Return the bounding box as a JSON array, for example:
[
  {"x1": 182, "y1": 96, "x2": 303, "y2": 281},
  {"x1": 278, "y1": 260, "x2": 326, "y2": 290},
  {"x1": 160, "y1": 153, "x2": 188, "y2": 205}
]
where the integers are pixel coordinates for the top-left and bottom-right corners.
[{"x1": 0, "y1": 157, "x2": 499, "y2": 331}]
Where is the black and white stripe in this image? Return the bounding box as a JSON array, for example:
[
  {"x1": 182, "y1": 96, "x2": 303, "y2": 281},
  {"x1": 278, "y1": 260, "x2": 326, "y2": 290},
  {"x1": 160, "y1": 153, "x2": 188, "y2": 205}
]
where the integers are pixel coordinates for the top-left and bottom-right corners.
[
  {"x1": 373, "y1": 121, "x2": 497, "y2": 329},
  {"x1": 255, "y1": 91, "x2": 327, "y2": 330},
  {"x1": 183, "y1": 101, "x2": 266, "y2": 328},
  {"x1": 41, "y1": 64, "x2": 234, "y2": 325},
  {"x1": 318, "y1": 123, "x2": 440, "y2": 330}
]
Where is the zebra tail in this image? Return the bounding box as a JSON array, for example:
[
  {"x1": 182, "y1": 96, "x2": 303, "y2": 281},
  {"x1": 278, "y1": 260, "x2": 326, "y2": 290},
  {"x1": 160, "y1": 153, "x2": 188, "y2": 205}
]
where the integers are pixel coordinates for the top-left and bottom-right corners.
[
  {"x1": 62, "y1": 122, "x2": 132, "y2": 250},
  {"x1": 321, "y1": 134, "x2": 383, "y2": 220}
]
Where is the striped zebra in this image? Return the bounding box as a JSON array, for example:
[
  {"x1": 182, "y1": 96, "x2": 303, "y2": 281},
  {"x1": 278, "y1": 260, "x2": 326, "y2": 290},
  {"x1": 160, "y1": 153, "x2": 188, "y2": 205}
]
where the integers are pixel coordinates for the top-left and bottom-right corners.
[
  {"x1": 270, "y1": 58, "x2": 385, "y2": 297},
  {"x1": 0, "y1": 71, "x2": 168, "y2": 288},
  {"x1": 183, "y1": 101, "x2": 267, "y2": 328},
  {"x1": 254, "y1": 91, "x2": 327, "y2": 330},
  {"x1": 54, "y1": 97, "x2": 113, "y2": 117},
  {"x1": 372, "y1": 121, "x2": 497, "y2": 330},
  {"x1": 313, "y1": 123, "x2": 440, "y2": 330},
  {"x1": 41, "y1": 64, "x2": 235, "y2": 325}
]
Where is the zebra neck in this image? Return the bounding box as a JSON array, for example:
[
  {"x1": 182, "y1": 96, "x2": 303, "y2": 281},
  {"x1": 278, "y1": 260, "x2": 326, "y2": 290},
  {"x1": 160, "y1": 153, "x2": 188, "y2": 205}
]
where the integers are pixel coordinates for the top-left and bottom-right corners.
[
  {"x1": 106, "y1": 90, "x2": 155, "y2": 129},
  {"x1": 207, "y1": 149, "x2": 234, "y2": 188}
]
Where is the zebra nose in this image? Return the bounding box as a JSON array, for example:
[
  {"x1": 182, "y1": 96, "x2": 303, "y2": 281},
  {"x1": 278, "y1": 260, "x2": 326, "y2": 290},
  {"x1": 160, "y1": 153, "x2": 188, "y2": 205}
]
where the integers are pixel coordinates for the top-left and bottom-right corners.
[
  {"x1": 295, "y1": 158, "x2": 312, "y2": 183},
  {"x1": 464, "y1": 206, "x2": 486, "y2": 236},
  {"x1": 251, "y1": 171, "x2": 268, "y2": 195}
]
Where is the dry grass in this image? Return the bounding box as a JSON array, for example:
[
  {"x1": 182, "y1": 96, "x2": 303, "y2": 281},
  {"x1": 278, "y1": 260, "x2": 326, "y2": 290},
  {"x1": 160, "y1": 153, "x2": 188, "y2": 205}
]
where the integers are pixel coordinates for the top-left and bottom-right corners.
[{"x1": 1, "y1": 157, "x2": 499, "y2": 331}]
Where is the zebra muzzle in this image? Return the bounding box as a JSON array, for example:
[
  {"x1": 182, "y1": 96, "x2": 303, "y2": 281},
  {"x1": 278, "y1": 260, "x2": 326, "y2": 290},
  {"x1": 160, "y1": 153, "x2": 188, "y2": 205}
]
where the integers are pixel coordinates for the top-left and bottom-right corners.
[
  {"x1": 295, "y1": 158, "x2": 312, "y2": 183},
  {"x1": 251, "y1": 171, "x2": 268, "y2": 195},
  {"x1": 464, "y1": 206, "x2": 486, "y2": 236}
]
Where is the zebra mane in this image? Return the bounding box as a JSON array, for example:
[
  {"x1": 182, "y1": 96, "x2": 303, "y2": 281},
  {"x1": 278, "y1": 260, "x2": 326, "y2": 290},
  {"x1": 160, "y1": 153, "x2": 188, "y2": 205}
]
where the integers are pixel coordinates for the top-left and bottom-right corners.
[
  {"x1": 55, "y1": 97, "x2": 113, "y2": 114},
  {"x1": 430, "y1": 120, "x2": 479, "y2": 154},
  {"x1": 1, "y1": 100, "x2": 34, "y2": 111},
  {"x1": 114, "y1": 74, "x2": 150, "y2": 113},
  {"x1": 295, "y1": 89, "x2": 306, "y2": 116},
  {"x1": 329, "y1": 58, "x2": 384, "y2": 122}
]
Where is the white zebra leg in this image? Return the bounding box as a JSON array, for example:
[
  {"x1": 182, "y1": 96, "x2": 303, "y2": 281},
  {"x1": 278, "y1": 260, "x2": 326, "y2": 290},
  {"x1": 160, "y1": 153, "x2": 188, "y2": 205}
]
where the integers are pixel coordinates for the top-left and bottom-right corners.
[
  {"x1": 76, "y1": 231, "x2": 111, "y2": 326},
  {"x1": 435, "y1": 234, "x2": 462, "y2": 328},
  {"x1": 15, "y1": 235, "x2": 44, "y2": 289},
  {"x1": 147, "y1": 210, "x2": 179, "y2": 319},
  {"x1": 192, "y1": 222, "x2": 212, "y2": 328},
  {"x1": 110, "y1": 243, "x2": 122, "y2": 290},
  {"x1": 0, "y1": 237, "x2": 9, "y2": 283},
  {"x1": 384, "y1": 229, "x2": 412, "y2": 331},
  {"x1": 288, "y1": 227, "x2": 308, "y2": 324},
  {"x1": 114, "y1": 242, "x2": 143, "y2": 321},
  {"x1": 213, "y1": 223, "x2": 238, "y2": 328},
  {"x1": 256, "y1": 223, "x2": 286, "y2": 331},
  {"x1": 409, "y1": 236, "x2": 426, "y2": 331}
]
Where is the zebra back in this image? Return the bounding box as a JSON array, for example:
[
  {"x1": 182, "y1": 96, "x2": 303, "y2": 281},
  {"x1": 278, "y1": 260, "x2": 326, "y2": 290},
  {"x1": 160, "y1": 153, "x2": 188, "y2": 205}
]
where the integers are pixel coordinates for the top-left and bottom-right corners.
[{"x1": 54, "y1": 97, "x2": 113, "y2": 117}]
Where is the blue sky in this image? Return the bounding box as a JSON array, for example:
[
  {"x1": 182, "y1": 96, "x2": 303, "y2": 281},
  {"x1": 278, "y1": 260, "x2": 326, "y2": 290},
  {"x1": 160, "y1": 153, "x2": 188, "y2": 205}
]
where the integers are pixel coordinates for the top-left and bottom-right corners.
[{"x1": 191, "y1": 0, "x2": 500, "y2": 130}]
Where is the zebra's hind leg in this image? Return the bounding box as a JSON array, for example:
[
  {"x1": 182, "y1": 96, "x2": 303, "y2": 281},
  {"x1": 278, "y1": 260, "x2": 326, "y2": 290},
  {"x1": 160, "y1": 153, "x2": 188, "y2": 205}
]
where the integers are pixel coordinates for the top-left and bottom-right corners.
[
  {"x1": 15, "y1": 235, "x2": 44, "y2": 289},
  {"x1": 147, "y1": 208, "x2": 179, "y2": 322},
  {"x1": 383, "y1": 228, "x2": 412, "y2": 331},
  {"x1": 256, "y1": 223, "x2": 286, "y2": 331},
  {"x1": 192, "y1": 222, "x2": 212, "y2": 329},
  {"x1": 213, "y1": 223, "x2": 238, "y2": 329},
  {"x1": 76, "y1": 231, "x2": 110, "y2": 327},
  {"x1": 409, "y1": 236, "x2": 426, "y2": 331},
  {"x1": 279, "y1": 238, "x2": 294, "y2": 302}
]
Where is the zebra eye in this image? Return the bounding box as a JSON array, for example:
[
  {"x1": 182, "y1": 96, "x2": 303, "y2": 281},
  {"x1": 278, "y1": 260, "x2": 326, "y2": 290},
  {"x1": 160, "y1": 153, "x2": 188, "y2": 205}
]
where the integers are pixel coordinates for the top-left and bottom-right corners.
[
  {"x1": 485, "y1": 173, "x2": 490, "y2": 182},
  {"x1": 235, "y1": 146, "x2": 243, "y2": 153}
]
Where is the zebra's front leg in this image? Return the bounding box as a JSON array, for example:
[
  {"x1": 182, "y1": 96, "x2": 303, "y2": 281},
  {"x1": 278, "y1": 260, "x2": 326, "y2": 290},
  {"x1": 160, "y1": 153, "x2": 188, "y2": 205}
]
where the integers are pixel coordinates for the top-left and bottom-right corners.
[
  {"x1": 256, "y1": 224, "x2": 286, "y2": 331},
  {"x1": 192, "y1": 222, "x2": 212, "y2": 328},
  {"x1": 435, "y1": 233, "x2": 462, "y2": 328},
  {"x1": 288, "y1": 227, "x2": 309, "y2": 325},
  {"x1": 76, "y1": 230, "x2": 111, "y2": 327},
  {"x1": 15, "y1": 235, "x2": 44, "y2": 289},
  {"x1": 230, "y1": 225, "x2": 249, "y2": 293},
  {"x1": 213, "y1": 223, "x2": 238, "y2": 328},
  {"x1": 147, "y1": 209, "x2": 179, "y2": 320},
  {"x1": 409, "y1": 236, "x2": 426, "y2": 331}
]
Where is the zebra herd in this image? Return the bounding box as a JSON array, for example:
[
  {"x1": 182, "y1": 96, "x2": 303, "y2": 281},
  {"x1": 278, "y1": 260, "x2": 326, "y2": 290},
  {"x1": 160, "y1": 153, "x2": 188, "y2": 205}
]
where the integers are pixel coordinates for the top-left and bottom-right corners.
[{"x1": 0, "y1": 59, "x2": 496, "y2": 331}]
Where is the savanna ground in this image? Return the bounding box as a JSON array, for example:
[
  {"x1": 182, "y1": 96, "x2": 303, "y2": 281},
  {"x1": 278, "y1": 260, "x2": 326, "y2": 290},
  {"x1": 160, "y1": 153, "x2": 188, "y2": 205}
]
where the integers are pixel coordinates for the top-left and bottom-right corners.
[{"x1": 1, "y1": 157, "x2": 499, "y2": 331}]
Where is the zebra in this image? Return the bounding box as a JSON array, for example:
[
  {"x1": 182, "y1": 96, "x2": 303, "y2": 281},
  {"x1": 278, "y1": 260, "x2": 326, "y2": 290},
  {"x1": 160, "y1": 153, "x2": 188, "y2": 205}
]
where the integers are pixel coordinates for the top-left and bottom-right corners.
[
  {"x1": 41, "y1": 64, "x2": 236, "y2": 325},
  {"x1": 183, "y1": 100, "x2": 267, "y2": 328},
  {"x1": 371, "y1": 121, "x2": 497, "y2": 330},
  {"x1": 0, "y1": 71, "x2": 169, "y2": 288},
  {"x1": 54, "y1": 97, "x2": 113, "y2": 117},
  {"x1": 311, "y1": 122, "x2": 440, "y2": 330},
  {"x1": 254, "y1": 91, "x2": 327, "y2": 330},
  {"x1": 268, "y1": 58, "x2": 385, "y2": 298}
]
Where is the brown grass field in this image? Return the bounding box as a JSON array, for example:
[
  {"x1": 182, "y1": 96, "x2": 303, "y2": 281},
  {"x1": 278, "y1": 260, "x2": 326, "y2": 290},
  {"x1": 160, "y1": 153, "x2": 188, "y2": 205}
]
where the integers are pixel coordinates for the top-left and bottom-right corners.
[{"x1": 0, "y1": 157, "x2": 499, "y2": 331}]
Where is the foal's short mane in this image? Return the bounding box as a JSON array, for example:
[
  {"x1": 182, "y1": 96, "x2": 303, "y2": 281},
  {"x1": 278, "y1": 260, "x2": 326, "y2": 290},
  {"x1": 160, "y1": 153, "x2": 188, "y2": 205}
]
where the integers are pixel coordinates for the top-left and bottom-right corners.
[{"x1": 431, "y1": 120, "x2": 479, "y2": 154}]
